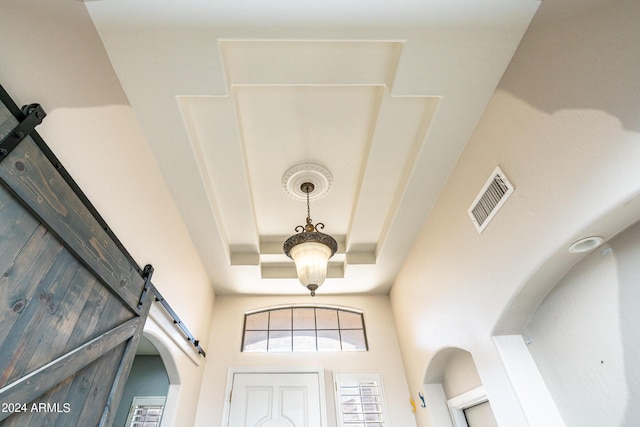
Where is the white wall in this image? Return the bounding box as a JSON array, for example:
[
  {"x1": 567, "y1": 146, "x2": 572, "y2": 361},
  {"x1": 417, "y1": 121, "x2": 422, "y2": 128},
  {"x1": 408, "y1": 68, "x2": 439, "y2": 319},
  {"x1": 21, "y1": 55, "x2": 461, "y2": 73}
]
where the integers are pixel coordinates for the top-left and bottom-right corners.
[
  {"x1": 390, "y1": 0, "x2": 640, "y2": 426},
  {"x1": 442, "y1": 350, "x2": 482, "y2": 399},
  {"x1": 194, "y1": 294, "x2": 416, "y2": 427},
  {"x1": 525, "y1": 221, "x2": 640, "y2": 426},
  {"x1": 0, "y1": 2, "x2": 215, "y2": 425}
]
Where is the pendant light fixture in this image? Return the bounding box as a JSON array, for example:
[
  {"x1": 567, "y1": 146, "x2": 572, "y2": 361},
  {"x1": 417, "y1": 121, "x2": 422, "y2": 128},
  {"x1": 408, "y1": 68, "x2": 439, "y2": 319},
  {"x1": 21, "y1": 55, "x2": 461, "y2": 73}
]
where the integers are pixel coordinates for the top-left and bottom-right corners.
[{"x1": 283, "y1": 181, "x2": 338, "y2": 296}]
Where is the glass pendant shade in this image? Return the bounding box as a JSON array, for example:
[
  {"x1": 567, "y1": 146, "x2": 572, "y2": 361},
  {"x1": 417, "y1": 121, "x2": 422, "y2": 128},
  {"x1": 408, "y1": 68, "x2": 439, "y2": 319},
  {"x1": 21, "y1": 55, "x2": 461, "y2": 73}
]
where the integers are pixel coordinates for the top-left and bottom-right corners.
[
  {"x1": 282, "y1": 181, "x2": 338, "y2": 296},
  {"x1": 283, "y1": 231, "x2": 337, "y2": 296},
  {"x1": 289, "y1": 241, "x2": 332, "y2": 290}
]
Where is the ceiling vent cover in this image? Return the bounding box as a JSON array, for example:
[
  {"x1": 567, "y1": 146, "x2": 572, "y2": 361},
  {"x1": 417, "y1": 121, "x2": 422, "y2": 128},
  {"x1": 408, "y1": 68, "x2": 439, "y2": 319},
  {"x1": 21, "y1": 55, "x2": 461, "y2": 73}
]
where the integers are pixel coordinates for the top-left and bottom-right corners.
[{"x1": 468, "y1": 166, "x2": 514, "y2": 233}]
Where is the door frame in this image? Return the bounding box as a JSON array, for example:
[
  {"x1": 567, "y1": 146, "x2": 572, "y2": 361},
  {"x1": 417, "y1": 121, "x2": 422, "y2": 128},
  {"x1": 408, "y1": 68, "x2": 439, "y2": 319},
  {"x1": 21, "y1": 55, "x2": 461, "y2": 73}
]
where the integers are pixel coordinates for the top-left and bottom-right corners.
[
  {"x1": 221, "y1": 366, "x2": 328, "y2": 427},
  {"x1": 447, "y1": 386, "x2": 489, "y2": 427}
]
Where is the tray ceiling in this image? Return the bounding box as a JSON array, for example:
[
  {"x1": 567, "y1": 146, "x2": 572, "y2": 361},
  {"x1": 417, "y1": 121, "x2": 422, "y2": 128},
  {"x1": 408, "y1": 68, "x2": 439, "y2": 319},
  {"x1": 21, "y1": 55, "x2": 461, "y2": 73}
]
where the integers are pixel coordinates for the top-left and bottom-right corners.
[{"x1": 85, "y1": 0, "x2": 539, "y2": 295}]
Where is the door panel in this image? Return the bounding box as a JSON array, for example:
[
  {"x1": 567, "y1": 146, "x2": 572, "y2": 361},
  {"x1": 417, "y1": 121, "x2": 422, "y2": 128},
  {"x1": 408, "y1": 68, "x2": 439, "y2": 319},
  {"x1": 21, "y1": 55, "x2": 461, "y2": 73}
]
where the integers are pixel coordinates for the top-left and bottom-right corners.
[
  {"x1": 0, "y1": 86, "x2": 150, "y2": 426},
  {"x1": 229, "y1": 373, "x2": 323, "y2": 427}
]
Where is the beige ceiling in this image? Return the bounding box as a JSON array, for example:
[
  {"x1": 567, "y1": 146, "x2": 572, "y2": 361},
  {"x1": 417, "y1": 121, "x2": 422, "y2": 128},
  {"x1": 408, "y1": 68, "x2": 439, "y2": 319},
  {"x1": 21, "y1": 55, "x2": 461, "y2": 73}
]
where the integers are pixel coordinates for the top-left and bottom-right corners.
[{"x1": 85, "y1": 0, "x2": 539, "y2": 295}]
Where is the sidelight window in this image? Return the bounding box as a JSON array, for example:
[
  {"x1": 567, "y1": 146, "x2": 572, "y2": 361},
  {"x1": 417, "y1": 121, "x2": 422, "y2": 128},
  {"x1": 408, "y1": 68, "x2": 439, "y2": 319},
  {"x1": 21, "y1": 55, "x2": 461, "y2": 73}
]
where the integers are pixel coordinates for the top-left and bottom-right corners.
[
  {"x1": 125, "y1": 396, "x2": 165, "y2": 427},
  {"x1": 335, "y1": 372, "x2": 389, "y2": 426}
]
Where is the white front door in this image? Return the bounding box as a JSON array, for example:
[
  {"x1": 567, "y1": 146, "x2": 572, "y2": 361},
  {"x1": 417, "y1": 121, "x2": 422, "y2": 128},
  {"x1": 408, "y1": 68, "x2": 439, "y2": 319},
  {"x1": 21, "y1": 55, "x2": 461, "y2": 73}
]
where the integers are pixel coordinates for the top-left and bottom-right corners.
[{"x1": 228, "y1": 371, "x2": 324, "y2": 427}]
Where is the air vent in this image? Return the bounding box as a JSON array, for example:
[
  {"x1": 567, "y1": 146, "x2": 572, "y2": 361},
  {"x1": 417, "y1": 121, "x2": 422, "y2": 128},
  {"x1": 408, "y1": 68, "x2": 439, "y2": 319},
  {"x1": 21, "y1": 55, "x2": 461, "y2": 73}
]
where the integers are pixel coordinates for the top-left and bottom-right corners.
[{"x1": 468, "y1": 166, "x2": 514, "y2": 233}]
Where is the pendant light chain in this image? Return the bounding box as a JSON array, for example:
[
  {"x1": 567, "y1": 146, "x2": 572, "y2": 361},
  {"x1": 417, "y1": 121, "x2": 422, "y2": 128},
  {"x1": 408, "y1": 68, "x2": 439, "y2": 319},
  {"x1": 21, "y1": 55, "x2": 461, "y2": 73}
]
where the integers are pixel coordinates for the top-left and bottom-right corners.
[
  {"x1": 306, "y1": 187, "x2": 312, "y2": 224},
  {"x1": 299, "y1": 182, "x2": 320, "y2": 232}
]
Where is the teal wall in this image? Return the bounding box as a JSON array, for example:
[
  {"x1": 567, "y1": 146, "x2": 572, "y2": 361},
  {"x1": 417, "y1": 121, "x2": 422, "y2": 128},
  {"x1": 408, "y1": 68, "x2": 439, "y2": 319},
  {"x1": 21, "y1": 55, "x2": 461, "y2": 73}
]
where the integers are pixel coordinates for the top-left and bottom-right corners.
[{"x1": 114, "y1": 355, "x2": 169, "y2": 426}]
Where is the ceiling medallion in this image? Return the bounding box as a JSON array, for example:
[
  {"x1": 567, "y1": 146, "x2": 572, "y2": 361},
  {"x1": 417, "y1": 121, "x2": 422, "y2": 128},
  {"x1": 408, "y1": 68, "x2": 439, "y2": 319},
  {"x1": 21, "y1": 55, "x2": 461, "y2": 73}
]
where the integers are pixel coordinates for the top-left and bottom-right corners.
[
  {"x1": 282, "y1": 169, "x2": 338, "y2": 296},
  {"x1": 282, "y1": 163, "x2": 332, "y2": 201}
]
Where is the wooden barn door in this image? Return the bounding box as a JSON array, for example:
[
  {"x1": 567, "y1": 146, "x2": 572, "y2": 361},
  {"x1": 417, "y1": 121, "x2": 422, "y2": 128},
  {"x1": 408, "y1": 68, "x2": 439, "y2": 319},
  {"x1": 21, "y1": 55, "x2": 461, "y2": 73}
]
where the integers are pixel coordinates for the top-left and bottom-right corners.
[{"x1": 0, "y1": 87, "x2": 152, "y2": 426}]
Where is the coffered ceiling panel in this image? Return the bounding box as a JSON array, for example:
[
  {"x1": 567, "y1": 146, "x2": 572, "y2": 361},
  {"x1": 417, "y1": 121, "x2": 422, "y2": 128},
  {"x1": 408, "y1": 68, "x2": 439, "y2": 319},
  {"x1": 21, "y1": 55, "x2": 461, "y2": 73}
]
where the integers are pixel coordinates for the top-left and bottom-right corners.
[
  {"x1": 239, "y1": 85, "x2": 375, "y2": 237},
  {"x1": 178, "y1": 41, "x2": 438, "y2": 285},
  {"x1": 85, "y1": 0, "x2": 539, "y2": 295},
  {"x1": 220, "y1": 40, "x2": 403, "y2": 87}
]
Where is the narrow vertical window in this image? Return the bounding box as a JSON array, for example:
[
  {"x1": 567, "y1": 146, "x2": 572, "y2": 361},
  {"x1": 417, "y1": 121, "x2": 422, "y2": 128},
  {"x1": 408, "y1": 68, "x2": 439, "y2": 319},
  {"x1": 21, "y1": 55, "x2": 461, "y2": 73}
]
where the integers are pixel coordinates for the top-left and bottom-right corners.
[
  {"x1": 335, "y1": 372, "x2": 389, "y2": 427},
  {"x1": 125, "y1": 396, "x2": 165, "y2": 427}
]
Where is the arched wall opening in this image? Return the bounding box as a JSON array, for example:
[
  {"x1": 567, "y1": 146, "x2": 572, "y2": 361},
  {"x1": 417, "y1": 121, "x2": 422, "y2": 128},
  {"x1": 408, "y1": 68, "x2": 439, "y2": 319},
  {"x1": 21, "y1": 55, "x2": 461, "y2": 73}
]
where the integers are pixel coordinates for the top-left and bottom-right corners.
[
  {"x1": 490, "y1": 193, "x2": 640, "y2": 426},
  {"x1": 113, "y1": 316, "x2": 183, "y2": 426},
  {"x1": 141, "y1": 320, "x2": 182, "y2": 427},
  {"x1": 423, "y1": 347, "x2": 496, "y2": 427},
  {"x1": 494, "y1": 192, "x2": 640, "y2": 336},
  {"x1": 521, "y1": 218, "x2": 640, "y2": 426}
]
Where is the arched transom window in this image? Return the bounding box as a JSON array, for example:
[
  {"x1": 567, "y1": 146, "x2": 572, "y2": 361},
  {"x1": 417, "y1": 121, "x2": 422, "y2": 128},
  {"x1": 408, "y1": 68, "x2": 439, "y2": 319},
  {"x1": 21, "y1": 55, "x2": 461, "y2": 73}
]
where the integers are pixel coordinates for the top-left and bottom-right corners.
[{"x1": 242, "y1": 306, "x2": 368, "y2": 352}]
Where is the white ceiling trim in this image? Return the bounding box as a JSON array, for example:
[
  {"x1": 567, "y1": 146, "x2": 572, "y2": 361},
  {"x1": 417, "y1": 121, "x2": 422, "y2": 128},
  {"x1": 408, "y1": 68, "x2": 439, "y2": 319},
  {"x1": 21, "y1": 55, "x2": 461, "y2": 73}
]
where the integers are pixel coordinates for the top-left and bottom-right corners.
[
  {"x1": 85, "y1": 0, "x2": 540, "y2": 294},
  {"x1": 178, "y1": 41, "x2": 437, "y2": 284}
]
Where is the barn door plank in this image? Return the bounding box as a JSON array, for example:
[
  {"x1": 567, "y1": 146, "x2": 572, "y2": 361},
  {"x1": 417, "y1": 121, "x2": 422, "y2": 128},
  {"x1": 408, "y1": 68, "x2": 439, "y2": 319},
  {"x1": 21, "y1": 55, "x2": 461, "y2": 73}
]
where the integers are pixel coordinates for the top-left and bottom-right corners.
[
  {"x1": 0, "y1": 341, "x2": 129, "y2": 427},
  {"x1": 100, "y1": 280, "x2": 153, "y2": 426},
  {"x1": 0, "y1": 248, "x2": 81, "y2": 385},
  {"x1": 0, "y1": 372, "x2": 74, "y2": 427},
  {"x1": 64, "y1": 280, "x2": 133, "y2": 354},
  {"x1": 68, "y1": 342, "x2": 129, "y2": 427},
  {"x1": 0, "y1": 135, "x2": 145, "y2": 313},
  {"x1": 0, "y1": 225, "x2": 63, "y2": 348},
  {"x1": 0, "y1": 89, "x2": 173, "y2": 426},
  {"x1": 0, "y1": 184, "x2": 40, "y2": 272},
  {"x1": 0, "y1": 317, "x2": 138, "y2": 422},
  {"x1": 21, "y1": 266, "x2": 100, "y2": 377}
]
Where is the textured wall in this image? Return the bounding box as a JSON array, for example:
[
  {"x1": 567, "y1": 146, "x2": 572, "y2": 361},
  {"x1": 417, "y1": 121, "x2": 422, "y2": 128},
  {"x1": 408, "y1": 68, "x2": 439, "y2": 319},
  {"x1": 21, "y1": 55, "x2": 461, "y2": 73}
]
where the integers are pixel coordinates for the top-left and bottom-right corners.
[
  {"x1": 390, "y1": 0, "x2": 640, "y2": 425},
  {"x1": 525, "y1": 220, "x2": 640, "y2": 426},
  {"x1": 0, "y1": 2, "x2": 214, "y2": 425},
  {"x1": 442, "y1": 350, "x2": 482, "y2": 399}
]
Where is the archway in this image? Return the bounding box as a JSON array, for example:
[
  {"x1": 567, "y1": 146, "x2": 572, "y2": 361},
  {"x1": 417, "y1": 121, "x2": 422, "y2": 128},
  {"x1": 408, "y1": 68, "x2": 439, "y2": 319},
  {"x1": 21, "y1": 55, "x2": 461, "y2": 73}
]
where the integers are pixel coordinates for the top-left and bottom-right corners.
[
  {"x1": 423, "y1": 347, "x2": 496, "y2": 427},
  {"x1": 114, "y1": 319, "x2": 181, "y2": 426}
]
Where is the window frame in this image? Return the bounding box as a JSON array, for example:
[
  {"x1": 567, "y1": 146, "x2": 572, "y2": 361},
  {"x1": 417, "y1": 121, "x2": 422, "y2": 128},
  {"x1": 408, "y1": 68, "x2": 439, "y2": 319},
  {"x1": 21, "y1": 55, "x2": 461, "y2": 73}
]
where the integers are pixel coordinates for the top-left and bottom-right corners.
[
  {"x1": 124, "y1": 396, "x2": 165, "y2": 427},
  {"x1": 447, "y1": 386, "x2": 490, "y2": 427},
  {"x1": 334, "y1": 371, "x2": 390, "y2": 427},
  {"x1": 241, "y1": 305, "x2": 369, "y2": 353}
]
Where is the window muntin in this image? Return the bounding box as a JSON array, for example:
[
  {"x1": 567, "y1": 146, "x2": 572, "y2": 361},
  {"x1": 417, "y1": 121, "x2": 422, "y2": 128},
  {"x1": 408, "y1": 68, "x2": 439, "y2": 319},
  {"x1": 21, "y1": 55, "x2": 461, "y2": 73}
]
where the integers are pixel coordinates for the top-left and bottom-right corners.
[
  {"x1": 125, "y1": 397, "x2": 165, "y2": 427},
  {"x1": 242, "y1": 306, "x2": 367, "y2": 352},
  {"x1": 335, "y1": 373, "x2": 388, "y2": 427},
  {"x1": 244, "y1": 311, "x2": 268, "y2": 330}
]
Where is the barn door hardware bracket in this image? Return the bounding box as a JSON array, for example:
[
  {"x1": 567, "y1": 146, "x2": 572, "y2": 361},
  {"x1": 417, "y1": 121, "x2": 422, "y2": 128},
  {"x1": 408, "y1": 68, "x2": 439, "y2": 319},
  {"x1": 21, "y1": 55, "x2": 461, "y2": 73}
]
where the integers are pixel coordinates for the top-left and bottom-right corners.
[
  {"x1": 135, "y1": 263, "x2": 206, "y2": 356},
  {"x1": 0, "y1": 103, "x2": 46, "y2": 163},
  {"x1": 137, "y1": 264, "x2": 154, "y2": 310},
  {"x1": 150, "y1": 283, "x2": 207, "y2": 357}
]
